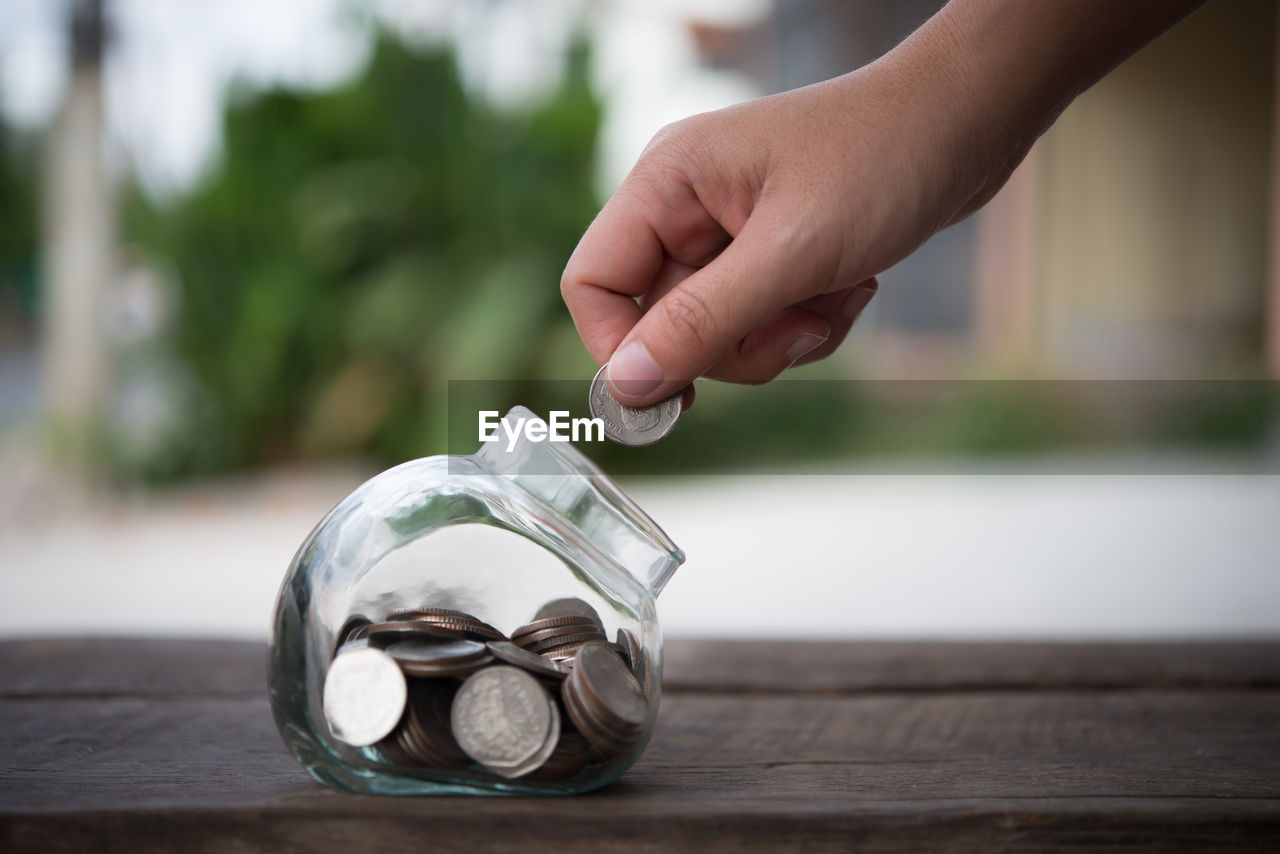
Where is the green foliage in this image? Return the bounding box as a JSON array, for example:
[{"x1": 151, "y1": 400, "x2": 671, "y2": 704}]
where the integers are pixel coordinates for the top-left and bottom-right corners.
[
  {"x1": 125, "y1": 34, "x2": 601, "y2": 477},
  {"x1": 0, "y1": 122, "x2": 37, "y2": 332}
]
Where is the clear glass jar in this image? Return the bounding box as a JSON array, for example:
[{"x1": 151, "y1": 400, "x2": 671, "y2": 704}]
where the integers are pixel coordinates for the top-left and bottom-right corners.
[{"x1": 268, "y1": 406, "x2": 684, "y2": 794}]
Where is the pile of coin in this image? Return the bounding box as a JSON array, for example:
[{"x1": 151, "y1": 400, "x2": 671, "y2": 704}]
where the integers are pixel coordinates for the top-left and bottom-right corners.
[{"x1": 322, "y1": 598, "x2": 652, "y2": 782}]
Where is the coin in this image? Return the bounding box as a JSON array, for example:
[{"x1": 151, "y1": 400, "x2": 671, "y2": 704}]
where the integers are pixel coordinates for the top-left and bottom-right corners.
[
  {"x1": 560, "y1": 669, "x2": 639, "y2": 757},
  {"x1": 323, "y1": 645, "x2": 408, "y2": 747},
  {"x1": 540, "y1": 639, "x2": 597, "y2": 664},
  {"x1": 561, "y1": 641, "x2": 647, "y2": 756},
  {"x1": 334, "y1": 615, "x2": 372, "y2": 654},
  {"x1": 512, "y1": 615, "x2": 601, "y2": 640},
  {"x1": 451, "y1": 666, "x2": 560, "y2": 779},
  {"x1": 487, "y1": 640, "x2": 570, "y2": 681},
  {"x1": 615, "y1": 627, "x2": 646, "y2": 688},
  {"x1": 515, "y1": 624, "x2": 607, "y2": 649},
  {"x1": 412, "y1": 617, "x2": 505, "y2": 642},
  {"x1": 400, "y1": 681, "x2": 471, "y2": 769},
  {"x1": 578, "y1": 641, "x2": 648, "y2": 730},
  {"x1": 332, "y1": 596, "x2": 656, "y2": 780},
  {"x1": 527, "y1": 629, "x2": 609, "y2": 654},
  {"x1": 386, "y1": 607, "x2": 481, "y2": 622},
  {"x1": 382, "y1": 638, "x2": 492, "y2": 678},
  {"x1": 588, "y1": 363, "x2": 681, "y2": 446},
  {"x1": 383, "y1": 609, "x2": 506, "y2": 642},
  {"x1": 533, "y1": 598, "x2": 605, "y2": 628},
  {"x1": 366, "y1": 619, "x2": 475, "y2": 644},
  {"x1": 527, "y1": 725, "x2": 597, "y2": 781}
]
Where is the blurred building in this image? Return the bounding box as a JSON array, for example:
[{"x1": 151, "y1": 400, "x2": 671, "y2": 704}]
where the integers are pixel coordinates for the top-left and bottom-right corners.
[{"x1": 688, "y1": 0, "x2": 1279, "y2": 379}]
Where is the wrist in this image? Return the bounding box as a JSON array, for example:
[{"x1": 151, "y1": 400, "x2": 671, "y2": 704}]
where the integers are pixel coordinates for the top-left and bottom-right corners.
[{"x1": 867, "y1": 0, "x2": 1207, "y2": 223}]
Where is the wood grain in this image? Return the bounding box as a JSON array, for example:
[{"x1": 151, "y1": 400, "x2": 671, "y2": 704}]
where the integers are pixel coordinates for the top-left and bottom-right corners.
[
  {"x1": 0, "y1": 638, "x2": 263, "y2": 697},
  {"x1": 662, "y1": 639, "x2": 1280, "y2": 693},
  {"x1": 1, "y1": 639, "x2": 1278, "y2": 852},
  {"x1": 6, "y1": 638, "x2": 1278, "y2": 697}
]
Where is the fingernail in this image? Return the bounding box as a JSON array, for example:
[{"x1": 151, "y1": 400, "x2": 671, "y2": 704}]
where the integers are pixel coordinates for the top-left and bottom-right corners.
[
  {"x1": 785, "y1": 332, "x2": 827, "y2": 365},
  {"x1": 608, "y1": 340, "x2": 664, "y2": 400},
  {"x1": 843, "y1": 285, "x2": 877, "y2": 321}
]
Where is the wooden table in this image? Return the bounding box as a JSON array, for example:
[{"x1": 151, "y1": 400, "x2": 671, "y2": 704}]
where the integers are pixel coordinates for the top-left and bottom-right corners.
[{"x1": 2, "y1": 639, "x2": 1278, "y2": 852}]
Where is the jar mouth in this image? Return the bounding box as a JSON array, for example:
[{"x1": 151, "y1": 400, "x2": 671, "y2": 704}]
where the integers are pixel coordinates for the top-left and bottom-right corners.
[{"x1": 473, "y1": 406, "x2": 685, "y2": 597}]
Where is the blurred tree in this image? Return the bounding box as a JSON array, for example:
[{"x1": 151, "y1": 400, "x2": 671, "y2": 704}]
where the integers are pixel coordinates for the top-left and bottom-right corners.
[
  {"x1": 0, "y1": 122, "x2": 37, "y2": 344},
  {"x1": 124, "y1": 33, "x2": 601, "y2": 477}
]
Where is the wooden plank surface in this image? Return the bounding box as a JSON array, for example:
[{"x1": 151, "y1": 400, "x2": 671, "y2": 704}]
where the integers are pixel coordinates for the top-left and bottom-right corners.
[
  {"x1": 662, "y1": 639, "x2": 1280, "y2": 693},
  {"x1": 6, "y1": 637, "x2": 1278, "y2": 697},
  {"x1": 2, "y1": 639, "x2": 1278, "y2": 852}
]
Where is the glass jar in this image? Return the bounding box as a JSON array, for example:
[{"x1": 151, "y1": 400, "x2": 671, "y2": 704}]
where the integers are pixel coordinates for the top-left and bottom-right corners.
[{"x1": 268, "y1": 406, "x2": 684, "y2": 794}]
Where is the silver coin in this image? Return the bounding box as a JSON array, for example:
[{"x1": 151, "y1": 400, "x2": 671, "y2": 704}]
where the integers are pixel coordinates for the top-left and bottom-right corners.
[
  {"x1": 512, "y1": 615, "x2": 602, "y2": 640},
  {"x1": 323, "y1": 646, "x2": 407, "y2": 747},
  {"x1": 382, "y1": 638, "x2": 492, "y2": 678},
  {"x1": 451, "y1": 666, "x2": 559, "y2": 778},
  {"x1": 532, "y1": 598, "x2": 604, "y2": 629},
  {"x1": 575, "y1": 641, "x2": 648, "y2": 730},
  {"x1": 560, "y1": 656, "x2": 641, "y2": 757},
  {"x1": 527, "y1": 629, "x2": 609, "y2": 654},
  {"x1": 615, "y1": 627, "x2": 644, "y2": 680},
  {"x1": 588, "y1": 363, "x2": 681, "y2": 446},
  {"x1": 486, "y1": 640, "x2": 570, "y2": 680}
]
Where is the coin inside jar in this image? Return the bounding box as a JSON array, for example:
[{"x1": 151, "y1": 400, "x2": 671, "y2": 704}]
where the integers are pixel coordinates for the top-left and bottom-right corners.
[
  {"x1": 486, "y1": 640, "x2": 570, "y2": 681},
  {"x1": 526, "y1": 726, "x2": 598, "y2": 782},
  {"x1": 532, "y1": 598, "x2": 605, "y2": 627},
  {"x1": 323, "y1": 645, "x2": 408, "y2": 747},
  {"x1": 451, "y1": 666, "x2": 561, "y2": 778},
  {"x1": 615, "y1": 627, "x2": 648, "y2": 694},
  {"x1": 382, "y1": 638, "x2": 492, "y2": 678},
  {"x1": 588, "y1": 363, "x2": 682, "y2": 446},
  {"x1": 327, "y1": 596, "x2": 658, "y2": 782},
  {"x1": 378, "y1": 607, "x2": 506, "y2": 640},
  {"x1": 561, "y1": 641, "x2": 648, "y2": 756},
  {"x1": 512, "y1": 615, "x2": 602, "y2": 641},
  {"x1": 381, "y1": 681, "x2": 471, "y2": 769},
  {"x1": 366, "y1": 619, "x2": 477, "y2": 645},
  {"x1": 334, "y1": 615, "x2": 372, "y2": 654}
]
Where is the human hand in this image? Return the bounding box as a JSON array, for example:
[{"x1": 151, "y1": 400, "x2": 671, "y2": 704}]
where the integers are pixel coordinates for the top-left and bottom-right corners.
[
  {"x1": 561, "y1": 23, "x2": 1006, "y2": 406},
  {"x1": 561, "y1": 0, "x2": 1206, "y2": 406}
]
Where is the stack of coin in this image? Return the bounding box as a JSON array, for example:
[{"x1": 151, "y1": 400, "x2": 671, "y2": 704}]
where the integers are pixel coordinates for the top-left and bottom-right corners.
[
  {"x1": 379, "y1": 607, "x2": 505, "y2": 641},
  {"x1": 528, "y1": 726, "x2": 598, "y2": 781},
  {"x1": 379, "y1": 681, "x2": 471, "y2": 769},
  {"x1": 511, "y1": 614, "x2": 609, "y2": 663},
  {"x1": 560, "y1": 641, "x2": 648, "y2": 758},
  {"x1": 322, "y1": 597, "x2": 653, "y2": 782}
]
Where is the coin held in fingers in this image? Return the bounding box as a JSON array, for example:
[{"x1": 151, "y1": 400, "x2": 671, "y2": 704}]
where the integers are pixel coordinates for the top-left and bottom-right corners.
[{"x1": 588, "y1": 363, "x2": 682, "y2": 446}]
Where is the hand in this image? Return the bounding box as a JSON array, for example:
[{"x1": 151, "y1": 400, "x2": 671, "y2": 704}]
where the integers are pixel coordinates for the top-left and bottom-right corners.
[{"x1": 561, "y1": 0, "x2": 1206, "y2": 406}]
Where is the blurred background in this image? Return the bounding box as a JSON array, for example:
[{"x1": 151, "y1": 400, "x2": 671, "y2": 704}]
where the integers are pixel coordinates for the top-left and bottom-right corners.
[{"x1": 1, "y1": 0, "x2": 1277, "y2": 640}]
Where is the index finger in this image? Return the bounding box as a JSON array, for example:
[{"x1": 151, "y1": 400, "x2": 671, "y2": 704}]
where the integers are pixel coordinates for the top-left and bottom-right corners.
[{"x1": 560, "y1": 190, "x2": 664, "y2": 365}]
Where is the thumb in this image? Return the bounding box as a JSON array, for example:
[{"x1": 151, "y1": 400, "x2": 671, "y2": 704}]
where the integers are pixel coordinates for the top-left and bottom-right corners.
[{"x1": 607, "y1": 212, "x2": 827, "y2": 404}]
